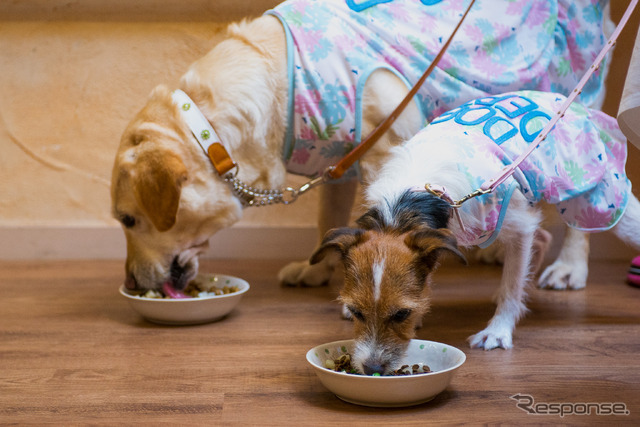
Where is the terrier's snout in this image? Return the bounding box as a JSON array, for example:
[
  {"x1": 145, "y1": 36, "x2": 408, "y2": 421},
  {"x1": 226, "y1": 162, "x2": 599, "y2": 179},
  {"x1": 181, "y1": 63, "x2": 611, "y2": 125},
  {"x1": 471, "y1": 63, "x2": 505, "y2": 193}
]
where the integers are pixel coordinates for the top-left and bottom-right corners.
[{"x1": 362, "y1": 362, "x2": 386, "y2": 376}]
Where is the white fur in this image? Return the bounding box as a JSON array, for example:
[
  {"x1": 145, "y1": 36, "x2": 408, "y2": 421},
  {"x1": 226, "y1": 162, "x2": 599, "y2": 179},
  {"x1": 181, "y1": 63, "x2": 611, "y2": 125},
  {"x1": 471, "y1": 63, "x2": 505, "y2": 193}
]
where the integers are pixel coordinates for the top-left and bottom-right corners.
[
  {"x1": 352, "y1": 339, "x2": 381, "y2": 375},
  {"x1": 372, "y1": 257, "x2": 385, "y2": 302}
]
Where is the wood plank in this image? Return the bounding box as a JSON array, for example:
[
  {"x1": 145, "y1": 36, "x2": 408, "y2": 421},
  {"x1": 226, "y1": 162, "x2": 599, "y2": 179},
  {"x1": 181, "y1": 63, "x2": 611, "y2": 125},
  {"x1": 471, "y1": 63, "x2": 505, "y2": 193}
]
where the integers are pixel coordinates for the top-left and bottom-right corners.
[{"x1": 0, "y1": 259, "x2": 639, "y2": 424}]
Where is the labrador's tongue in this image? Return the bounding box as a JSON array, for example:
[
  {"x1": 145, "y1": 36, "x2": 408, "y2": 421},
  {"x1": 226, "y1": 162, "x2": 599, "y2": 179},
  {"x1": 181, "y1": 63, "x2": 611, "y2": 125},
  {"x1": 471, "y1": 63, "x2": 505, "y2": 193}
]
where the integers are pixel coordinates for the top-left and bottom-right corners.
[{"x1": 162, "y1": 282, "x2": 191, "y2": 299}]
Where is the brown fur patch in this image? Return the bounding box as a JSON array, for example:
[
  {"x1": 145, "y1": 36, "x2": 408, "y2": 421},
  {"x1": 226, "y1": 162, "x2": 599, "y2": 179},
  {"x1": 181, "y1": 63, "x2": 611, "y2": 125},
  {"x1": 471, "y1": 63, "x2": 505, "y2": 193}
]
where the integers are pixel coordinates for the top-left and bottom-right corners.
[
  {"x1": 340, "y1": 231, "x2": 431, "y2": 333},
  {"x1": 132, "y1": 150, "x2": 187, "y2": 232}
]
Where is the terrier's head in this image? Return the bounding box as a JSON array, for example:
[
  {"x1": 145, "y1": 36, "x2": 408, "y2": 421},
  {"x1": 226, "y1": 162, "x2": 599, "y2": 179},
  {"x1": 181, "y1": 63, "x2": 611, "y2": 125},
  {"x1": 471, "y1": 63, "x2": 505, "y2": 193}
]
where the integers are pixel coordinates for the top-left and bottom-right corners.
[{"x1": 311, "y1": 226, "x2": 465, "y2": 375}]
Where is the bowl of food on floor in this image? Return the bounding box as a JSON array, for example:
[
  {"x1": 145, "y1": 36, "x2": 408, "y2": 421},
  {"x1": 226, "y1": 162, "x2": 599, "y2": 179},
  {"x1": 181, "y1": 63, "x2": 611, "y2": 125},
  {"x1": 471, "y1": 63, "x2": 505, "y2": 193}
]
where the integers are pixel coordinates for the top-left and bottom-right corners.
[
  {"x1": 307, "y1": 339, "x2": 465, "y2": 407},
  {"x1": 119, "y1": 273, "x2": 250, "y2": 325}
]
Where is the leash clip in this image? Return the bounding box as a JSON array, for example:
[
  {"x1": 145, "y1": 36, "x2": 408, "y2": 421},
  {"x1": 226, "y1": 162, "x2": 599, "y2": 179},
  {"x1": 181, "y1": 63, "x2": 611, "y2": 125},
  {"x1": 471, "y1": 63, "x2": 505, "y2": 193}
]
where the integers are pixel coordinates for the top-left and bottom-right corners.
[
  {"x1": 283, "y1": 168, "x2": 333, "y2": 204},
  {"x1": 451, "y1": 187, "x2": 491, "y2": 208},
  {"x1": 423, "y1": 183, "x2": 467, "y2": 233}
]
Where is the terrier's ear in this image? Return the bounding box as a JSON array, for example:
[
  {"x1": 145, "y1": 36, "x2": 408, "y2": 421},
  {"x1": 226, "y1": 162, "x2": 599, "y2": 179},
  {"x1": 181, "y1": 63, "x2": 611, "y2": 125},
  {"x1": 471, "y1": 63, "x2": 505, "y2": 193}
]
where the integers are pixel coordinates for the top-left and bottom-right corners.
[
  {"x1": 310, "y1": 228, "x2": 367, "y2": 265},
  {"x1": 404, "y1": 227, "x2": 467, "y2": 271}
]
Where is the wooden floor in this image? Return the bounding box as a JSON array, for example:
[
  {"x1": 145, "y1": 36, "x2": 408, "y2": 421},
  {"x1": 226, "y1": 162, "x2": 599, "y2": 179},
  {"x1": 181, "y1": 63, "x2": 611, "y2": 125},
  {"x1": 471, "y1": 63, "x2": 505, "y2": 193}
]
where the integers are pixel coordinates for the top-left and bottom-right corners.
[{"x1": 1, "y1": 258, "x2": 639, "y2": 425}]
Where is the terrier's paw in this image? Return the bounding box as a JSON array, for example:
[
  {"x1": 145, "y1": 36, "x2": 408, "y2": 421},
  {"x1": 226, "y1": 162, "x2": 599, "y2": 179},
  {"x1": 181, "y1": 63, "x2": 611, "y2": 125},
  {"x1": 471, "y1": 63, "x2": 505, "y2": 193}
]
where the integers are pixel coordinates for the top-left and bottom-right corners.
[
  {"x1": 468, "y1": 327, "x2": 513, "y2": 350},
  {"x1": 538, "y1": 260, "x2": 587, "y2": 290},
  {"x1": 277, "y1": 260, "x2": 331, "y2": 287}
]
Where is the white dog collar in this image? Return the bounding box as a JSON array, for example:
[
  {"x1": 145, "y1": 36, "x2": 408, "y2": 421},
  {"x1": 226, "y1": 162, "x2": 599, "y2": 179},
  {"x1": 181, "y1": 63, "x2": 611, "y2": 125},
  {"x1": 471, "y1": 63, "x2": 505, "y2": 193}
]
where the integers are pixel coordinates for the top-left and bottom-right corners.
[
  {"x1": 172, "y1": 89, "x2": 236, "y2": 175},
  {"x1": 172, "y1": 89, "x2": 302, "y2": 206}
]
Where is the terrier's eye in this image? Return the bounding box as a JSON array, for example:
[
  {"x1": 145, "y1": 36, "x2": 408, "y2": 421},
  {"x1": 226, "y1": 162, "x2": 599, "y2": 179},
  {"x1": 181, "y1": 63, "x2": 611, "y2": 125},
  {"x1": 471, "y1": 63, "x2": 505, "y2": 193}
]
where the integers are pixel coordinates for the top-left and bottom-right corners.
[
  {"x1": 348, "y1": 306, "x2": 365, "y2": 322},
  {"x1": 120, "y1": 214, "x2": 136, "y2": 229},
  {"x1": 389, "y1": 309, "x2": 412, "y2": 323}
]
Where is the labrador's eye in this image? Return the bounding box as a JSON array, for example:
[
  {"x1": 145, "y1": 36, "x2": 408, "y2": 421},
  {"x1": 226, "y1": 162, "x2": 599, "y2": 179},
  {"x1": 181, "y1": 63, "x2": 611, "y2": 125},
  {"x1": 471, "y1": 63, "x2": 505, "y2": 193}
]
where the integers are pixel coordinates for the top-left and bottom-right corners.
[
  {"x1": 120, "y1": 215, "x2": 136, "y2": 229},
  {"x1": 389, "y1": 309, "x2": 412, "y2": 323},
  {"x1": 348, "y1": 306, "x2": 365, "y2": 322}
]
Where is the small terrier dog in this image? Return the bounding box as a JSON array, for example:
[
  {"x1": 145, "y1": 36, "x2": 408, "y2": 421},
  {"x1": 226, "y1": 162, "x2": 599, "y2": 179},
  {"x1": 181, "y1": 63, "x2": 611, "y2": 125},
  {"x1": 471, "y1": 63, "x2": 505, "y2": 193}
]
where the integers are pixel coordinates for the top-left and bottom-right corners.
[
  {"x1": 311, "y1": 194, "x2": 466, "y2": 376},
  {"x1": 311, "y1": 91, "x2": 640, "y2": 375}
]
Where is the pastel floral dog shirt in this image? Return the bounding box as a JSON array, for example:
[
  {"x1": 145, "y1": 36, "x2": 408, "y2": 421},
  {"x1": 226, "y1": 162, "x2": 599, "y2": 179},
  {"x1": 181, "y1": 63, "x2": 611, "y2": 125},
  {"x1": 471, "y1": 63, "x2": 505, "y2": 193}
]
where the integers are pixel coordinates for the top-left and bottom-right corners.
[{"x1": 407, "y1": 90, "x2": 630, "y2": 247}]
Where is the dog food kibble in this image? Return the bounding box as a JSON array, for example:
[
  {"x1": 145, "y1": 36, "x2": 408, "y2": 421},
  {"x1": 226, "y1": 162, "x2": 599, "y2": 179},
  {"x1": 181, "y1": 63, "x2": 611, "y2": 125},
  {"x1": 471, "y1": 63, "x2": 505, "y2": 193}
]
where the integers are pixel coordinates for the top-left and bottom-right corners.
[
  {"x1": 325, "y1": 354, "x2": 359, "y2": 374},
  {"x1": 325, "y1": 353, "x2": 431, "y2": 376},
  {"x1": 140, "y1": 290, "x2": 164, "y2": 299},
  {"x1": 183, "y1": 281, "x2": 239, "y2": 298},
  {"x1": 136, "y1": 278, "x2": 239, "y2": 299},
  {"x1": 392, "y1": 363, "x2": 431, "y2": 375}
]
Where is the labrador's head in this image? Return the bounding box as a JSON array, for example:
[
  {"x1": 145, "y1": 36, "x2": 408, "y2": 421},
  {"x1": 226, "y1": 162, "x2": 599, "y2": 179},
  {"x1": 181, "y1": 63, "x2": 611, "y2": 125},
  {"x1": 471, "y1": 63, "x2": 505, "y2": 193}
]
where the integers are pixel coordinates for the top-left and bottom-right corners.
[{"x1": 111, "y1": 85, "x2": 242, "y2": 293}]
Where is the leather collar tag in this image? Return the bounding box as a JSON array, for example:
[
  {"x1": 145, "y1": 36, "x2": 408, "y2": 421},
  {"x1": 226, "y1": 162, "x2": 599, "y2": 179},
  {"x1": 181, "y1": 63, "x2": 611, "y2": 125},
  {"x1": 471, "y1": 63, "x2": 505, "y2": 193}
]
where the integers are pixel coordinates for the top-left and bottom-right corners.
[{"x1": 207, "y1": 142, "x2": 237, "y2": 176}]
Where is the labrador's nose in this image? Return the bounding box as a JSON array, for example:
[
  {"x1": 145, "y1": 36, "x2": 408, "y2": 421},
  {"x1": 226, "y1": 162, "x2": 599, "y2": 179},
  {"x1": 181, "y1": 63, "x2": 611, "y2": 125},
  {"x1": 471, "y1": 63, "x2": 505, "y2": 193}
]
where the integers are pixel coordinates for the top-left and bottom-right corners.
[
  {"x1": 124, "y1": 273, "x2": 138, "y2": 290},
  {"x1": 170, "y1": 257, "x2": 188, "y2": 290}
]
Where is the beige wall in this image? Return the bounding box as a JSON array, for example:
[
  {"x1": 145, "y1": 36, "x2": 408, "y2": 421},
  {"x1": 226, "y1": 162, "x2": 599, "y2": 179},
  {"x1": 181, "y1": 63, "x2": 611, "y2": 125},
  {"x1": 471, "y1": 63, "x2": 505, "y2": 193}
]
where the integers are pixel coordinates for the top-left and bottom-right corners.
[
  {"x1": 0, "y1": 0, "x2": 320, "y2": 229},
  {"x1": 0, "y1": 1, "x2": 638, "y2": 259}
]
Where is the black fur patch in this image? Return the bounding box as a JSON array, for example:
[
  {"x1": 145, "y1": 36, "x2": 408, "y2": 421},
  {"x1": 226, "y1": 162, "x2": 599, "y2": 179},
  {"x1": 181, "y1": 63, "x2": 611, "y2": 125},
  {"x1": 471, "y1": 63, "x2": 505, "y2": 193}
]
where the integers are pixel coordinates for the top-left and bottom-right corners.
[{"x1": 357, "y1": 190, "x2": 451, "y2": 233}]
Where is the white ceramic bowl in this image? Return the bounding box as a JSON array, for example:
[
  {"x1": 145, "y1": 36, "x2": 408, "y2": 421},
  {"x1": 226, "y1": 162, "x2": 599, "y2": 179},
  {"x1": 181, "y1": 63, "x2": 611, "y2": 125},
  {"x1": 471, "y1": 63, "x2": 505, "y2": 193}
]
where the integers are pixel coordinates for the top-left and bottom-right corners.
[
  {"x1": 307, "y1": 339, "x2": 466, "y2": 407},
  {"x1": 119, "y1": 273, "x2": 250, "y2": 325}
]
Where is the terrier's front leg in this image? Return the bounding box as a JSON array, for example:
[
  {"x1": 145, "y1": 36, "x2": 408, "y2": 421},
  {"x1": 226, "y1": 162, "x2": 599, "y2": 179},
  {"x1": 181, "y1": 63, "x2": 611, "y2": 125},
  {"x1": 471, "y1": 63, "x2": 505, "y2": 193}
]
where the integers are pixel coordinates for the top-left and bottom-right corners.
[{"x1": 469, "y1": 229, "x2": 534, "y2": 350}]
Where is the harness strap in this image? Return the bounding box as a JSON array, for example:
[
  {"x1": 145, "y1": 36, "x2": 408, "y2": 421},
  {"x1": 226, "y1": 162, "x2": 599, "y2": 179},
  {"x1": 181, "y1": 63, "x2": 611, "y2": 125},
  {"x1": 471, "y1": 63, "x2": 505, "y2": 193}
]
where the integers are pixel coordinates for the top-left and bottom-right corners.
[{"x1": 326, "y1": 0, "x2": 476, "y2": 180}]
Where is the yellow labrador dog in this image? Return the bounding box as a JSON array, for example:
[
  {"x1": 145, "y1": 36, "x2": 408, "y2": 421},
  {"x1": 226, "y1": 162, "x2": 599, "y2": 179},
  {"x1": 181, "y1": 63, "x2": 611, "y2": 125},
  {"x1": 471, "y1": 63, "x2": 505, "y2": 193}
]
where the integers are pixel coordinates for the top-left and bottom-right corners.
[{"x1": 111, "y1": 0, "x2": 612, "y2": 294}]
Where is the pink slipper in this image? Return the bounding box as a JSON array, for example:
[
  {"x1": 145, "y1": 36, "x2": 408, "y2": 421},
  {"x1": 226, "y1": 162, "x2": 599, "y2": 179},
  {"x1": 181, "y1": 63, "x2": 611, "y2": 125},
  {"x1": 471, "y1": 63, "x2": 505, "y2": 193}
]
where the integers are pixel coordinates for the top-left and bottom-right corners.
[{"x1": 627, "y1": 255, "x2": 640, "y2": 288}]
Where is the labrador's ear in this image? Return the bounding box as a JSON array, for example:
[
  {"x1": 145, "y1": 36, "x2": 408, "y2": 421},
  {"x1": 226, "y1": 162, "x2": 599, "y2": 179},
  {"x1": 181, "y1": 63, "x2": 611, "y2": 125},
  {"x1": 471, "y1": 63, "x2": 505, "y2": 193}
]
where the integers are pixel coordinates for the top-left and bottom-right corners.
[
  {"x1": 404, "y1": 227, "x2": 467, "y2": 271},
  {"x1": 132, "y1": 150, "x2": 188, "y2": 232},
  {"x1": 310, "y1": 227, "x2": 367, "y2": 265}
]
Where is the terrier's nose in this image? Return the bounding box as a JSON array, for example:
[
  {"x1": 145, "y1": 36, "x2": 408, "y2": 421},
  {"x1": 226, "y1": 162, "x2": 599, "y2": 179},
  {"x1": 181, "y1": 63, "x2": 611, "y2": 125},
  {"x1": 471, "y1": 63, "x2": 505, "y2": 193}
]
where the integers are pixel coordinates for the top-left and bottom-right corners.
[{"x1": 362, "y1": 363, "x2": 385, "y2": 376}]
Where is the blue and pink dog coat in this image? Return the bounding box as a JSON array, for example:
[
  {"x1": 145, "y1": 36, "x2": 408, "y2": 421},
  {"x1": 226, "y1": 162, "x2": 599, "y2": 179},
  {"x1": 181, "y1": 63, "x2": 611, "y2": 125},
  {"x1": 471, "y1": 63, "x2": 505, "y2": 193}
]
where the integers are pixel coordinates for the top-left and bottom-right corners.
[{"x1": 408, "y1": 90, "x2": 630, "y2": 247}]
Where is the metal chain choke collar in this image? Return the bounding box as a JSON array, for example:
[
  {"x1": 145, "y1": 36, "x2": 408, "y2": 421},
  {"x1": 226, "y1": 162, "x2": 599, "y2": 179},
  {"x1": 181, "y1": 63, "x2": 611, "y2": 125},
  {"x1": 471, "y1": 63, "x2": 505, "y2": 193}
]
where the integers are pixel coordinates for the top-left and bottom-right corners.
[{"x1": 223, "y1": 165, "x2": 329, "y2": 207}]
